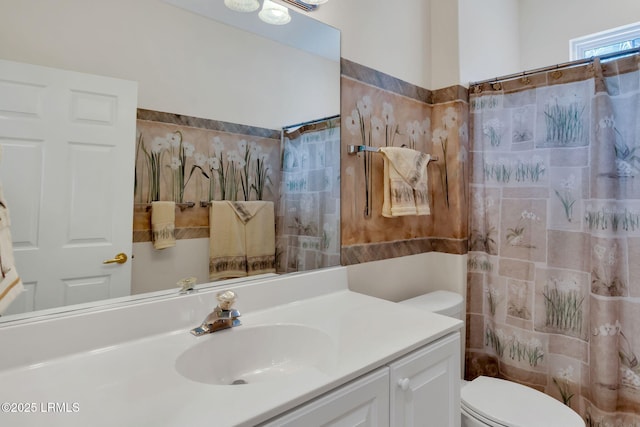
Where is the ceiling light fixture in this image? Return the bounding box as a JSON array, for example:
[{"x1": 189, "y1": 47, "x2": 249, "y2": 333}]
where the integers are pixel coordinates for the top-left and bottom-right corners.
[
  {"x1": 259, "y1": 0, "x2": 291, "y2": 25},
  {"x1": 224, "y1": 0, "x2": 260, "y2": 13}
]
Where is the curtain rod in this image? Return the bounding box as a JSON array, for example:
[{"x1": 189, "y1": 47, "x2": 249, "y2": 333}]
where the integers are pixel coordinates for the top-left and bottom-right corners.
[
  {"x1": 469, "y1": 47, "x2": 640, "y2": 87},
  {"x1": 282, "y1": 114, "x2": 340, "y2": 132}
]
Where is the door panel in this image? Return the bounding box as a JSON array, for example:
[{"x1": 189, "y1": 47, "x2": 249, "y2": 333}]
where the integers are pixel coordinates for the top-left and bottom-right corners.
[{"x1": 0, "y1": 138, "x2": 42, "y2": 248}]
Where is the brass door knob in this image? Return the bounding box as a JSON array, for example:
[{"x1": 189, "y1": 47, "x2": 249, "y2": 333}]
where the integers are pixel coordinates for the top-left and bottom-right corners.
[{"x1": 103, "y1": 252, "x2": 128, "y2": 264}]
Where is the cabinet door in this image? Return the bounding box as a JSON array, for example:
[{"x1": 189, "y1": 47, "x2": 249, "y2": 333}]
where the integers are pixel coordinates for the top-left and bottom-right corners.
[
  {"x1": 389, "y1": 332, "x2": 460, "y2": 427},
  {"x1": 261, "y1": 367, "x2": 390, "y2": 427}
]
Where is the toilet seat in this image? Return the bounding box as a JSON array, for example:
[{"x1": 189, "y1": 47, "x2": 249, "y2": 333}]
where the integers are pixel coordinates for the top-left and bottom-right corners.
[{"x1": 461, "y1": 376, "x2": 584, "y2": 427}]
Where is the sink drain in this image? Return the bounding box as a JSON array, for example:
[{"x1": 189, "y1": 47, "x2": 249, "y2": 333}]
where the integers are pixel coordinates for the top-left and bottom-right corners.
[{"x1": 231, "y1": 379, "x2": 248, "y2": 385}]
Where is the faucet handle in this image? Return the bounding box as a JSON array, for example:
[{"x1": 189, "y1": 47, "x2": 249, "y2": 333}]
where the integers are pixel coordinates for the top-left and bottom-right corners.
[
  {"x1": 177, "y1": 276, "x2": 197, "y2": 293},
  {"x1": 216, "y1": 290, "x2": 237, "y2": 310}
]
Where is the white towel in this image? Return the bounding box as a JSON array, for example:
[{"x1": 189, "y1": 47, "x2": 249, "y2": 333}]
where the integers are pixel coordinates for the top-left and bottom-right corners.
[
  {"x1": 151, "y1": 201, "x2": 176, "y2": 250},
  {"x1": 0, "y1": 183, "x2": 23, "y2": 315},
  {"x1": 378, "y1": 147, "x2": 431, "y2": 217}
]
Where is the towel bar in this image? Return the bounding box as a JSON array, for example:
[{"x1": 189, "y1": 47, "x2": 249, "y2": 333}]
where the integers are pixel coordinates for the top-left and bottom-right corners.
[{"x1": 347, "y1": 145, "x2": 438, "y2": 162}]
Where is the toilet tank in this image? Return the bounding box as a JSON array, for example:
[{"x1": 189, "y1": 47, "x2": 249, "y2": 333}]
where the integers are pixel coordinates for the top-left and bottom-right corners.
[{"x1": 399, "y1": 290, "x2": 464, "y2": 321}]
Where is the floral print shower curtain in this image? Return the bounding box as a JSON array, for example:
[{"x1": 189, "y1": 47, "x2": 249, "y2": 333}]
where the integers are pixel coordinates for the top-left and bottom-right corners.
[{"x1": 467, "y1": 55, "x2": 640, "y2": 425}]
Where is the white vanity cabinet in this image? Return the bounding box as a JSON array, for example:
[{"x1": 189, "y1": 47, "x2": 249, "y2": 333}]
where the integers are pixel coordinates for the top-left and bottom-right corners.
[
  {"x1": 261, "y1": 368, "x2": 390, "y2": 427},
  {"x1": 390, "y1": 332, "x2": 461, "y2": 427},
  {"x1": 261, "y1": 332, "x2": 460, "y2": 427}
]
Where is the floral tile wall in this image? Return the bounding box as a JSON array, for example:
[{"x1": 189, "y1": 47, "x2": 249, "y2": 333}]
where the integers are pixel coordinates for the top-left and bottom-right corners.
[
  {"x1": 340, "y1": 59, "x2": 469, "y2": 264},
  {"x1": 133, "y1": 109, "x2": 281, "y2": 242}
]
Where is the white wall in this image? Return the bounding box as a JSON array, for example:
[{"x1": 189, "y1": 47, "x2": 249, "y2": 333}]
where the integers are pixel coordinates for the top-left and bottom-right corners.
[
  {"x1": 131, "y1": 240, "x2": 209, "y2": 295},
  {"x1": 430, "y1": 0, "x2": 461, "y2": 89},
  {"x1": 347, "y1": 252, "x2": 467, "y2": 302},
  {"x1": 459, "y1": 0, "x2": 521, "y2": 85},
  {"x1": 441, "y1": 0, "x2": 640, "y2": 86},
  {"x1": 456, "y1": 0, "x2": 640, "y2": 85},
  {"x1": 520, "y1": 0, "x2": 640, "y2": 71},
  {"x1": 303, "y1": 0, "x2": 432, "y2": 90},
  {"x1": 0, "y1": 0, "x2": 338, "y2": 130}
]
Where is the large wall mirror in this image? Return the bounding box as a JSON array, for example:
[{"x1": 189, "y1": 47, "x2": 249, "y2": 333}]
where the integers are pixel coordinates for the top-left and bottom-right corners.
[{"x1": 0, "y1": 0, "x2": 340, "y2": 322}]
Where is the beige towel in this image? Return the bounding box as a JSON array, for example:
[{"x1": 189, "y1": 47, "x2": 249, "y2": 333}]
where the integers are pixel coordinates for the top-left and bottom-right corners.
[
  {"x1": 234, "y1": 202, "x2": 276, "y2": 277},
  {"x1": 209, "y1": 201, "x2": 275, "y2": 281},
  {"x1": 151, "y1": 201, "x2": 176, "y2": 250},
  {"x1": 209, "y1": 201, "x2": 247, "y2": 280},
  {"x1": 379, "y1": 147, "x2": 431, "y2": 217},
  {"x1": 0, "y1": 184, "x2": 23, "y2": 315}
]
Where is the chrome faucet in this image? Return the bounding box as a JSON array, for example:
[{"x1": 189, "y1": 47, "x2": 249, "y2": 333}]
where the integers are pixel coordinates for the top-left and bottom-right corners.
[{"x1": 190, "y1": 290, "x2": 241, "y2": 336}]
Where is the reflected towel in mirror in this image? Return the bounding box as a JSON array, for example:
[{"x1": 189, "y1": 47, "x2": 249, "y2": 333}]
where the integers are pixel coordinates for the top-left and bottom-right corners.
[
  {"x1": 151, "y1": 201, "x2": 176, "y2": 250},
  {"x1": 209, "y1": 201, "x2": 275, "y2": 281},
  {"x1": 378, "y1": 147, "x2": 431, "y2": 217}
]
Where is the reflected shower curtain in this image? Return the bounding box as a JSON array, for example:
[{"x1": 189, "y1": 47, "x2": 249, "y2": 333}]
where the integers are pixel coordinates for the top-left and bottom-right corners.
[
  {"x1": 467, "y1": 55, "x2": 640, "y2": 424},
  {"x1": 275, "y1": 117, "x2": 341, "y2": 273}
]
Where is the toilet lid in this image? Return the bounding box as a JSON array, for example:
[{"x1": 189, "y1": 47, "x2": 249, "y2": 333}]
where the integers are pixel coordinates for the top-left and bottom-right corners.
[{"x1": 461, "y1": 376, "x2": 585, "y2": 427}]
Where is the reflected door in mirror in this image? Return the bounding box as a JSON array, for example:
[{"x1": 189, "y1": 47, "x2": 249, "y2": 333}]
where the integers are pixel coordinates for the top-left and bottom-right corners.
[{"x1": 0, "y1": 60, "x2": 138, "y2": 315}]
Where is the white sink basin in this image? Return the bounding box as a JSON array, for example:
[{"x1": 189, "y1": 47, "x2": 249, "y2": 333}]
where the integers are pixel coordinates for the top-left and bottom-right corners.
[{"x1": 175, "y1": 324, "x2": 335, "y2": 385}]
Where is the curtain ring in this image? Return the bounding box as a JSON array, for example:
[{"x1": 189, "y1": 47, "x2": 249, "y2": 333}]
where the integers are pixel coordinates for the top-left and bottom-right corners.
[
  {"x1": 492, "y1": 82, "x2": 502, "y2": 91},
  {"x1": 473, "y1": 85, "x2": 482, "y2": 94},
  {"x1": 551, "y1": 70, "x2": 563, "y2": 80},
  {"x1": 521, "y1": 75, "x2": 531, "y2": 85}
]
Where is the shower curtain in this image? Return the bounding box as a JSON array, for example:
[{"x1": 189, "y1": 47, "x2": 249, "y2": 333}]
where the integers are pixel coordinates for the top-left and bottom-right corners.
[
  {"x1": 275, "y1": 117, "x2": 341, "y2": 273},
  {"x1": 467, "y1": 55, "x2": 640, "y2": 425}
]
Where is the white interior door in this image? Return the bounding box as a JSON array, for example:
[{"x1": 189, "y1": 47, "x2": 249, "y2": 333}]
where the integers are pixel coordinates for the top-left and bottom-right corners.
[{"x1": 0, "y1": 59, "x2": 137, "y2": 315}]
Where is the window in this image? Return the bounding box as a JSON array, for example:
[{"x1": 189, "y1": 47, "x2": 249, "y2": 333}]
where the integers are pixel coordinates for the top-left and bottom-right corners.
[{"x1": 570, "y1": 21, "x2": 640, "y2": 60}]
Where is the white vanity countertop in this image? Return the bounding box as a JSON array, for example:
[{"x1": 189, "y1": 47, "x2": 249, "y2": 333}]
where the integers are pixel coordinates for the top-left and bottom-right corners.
[{"x1": 0, "y1": 269, "x2": 461, "y2": 427}]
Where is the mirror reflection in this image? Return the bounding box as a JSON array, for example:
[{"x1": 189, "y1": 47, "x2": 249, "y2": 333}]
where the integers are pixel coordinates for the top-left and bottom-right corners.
[{"x1": 0, "y1": 0, "x2": 340, "y2": 321}]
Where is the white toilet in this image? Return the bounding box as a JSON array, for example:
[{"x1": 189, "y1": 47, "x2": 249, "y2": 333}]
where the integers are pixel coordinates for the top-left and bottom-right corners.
[{"x1": 399, "y1": 291, "x2": 585, "y2": 427}]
